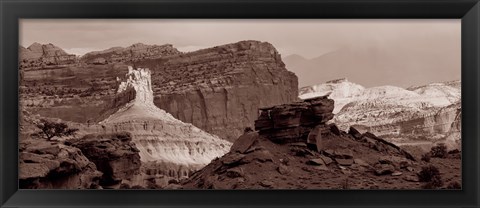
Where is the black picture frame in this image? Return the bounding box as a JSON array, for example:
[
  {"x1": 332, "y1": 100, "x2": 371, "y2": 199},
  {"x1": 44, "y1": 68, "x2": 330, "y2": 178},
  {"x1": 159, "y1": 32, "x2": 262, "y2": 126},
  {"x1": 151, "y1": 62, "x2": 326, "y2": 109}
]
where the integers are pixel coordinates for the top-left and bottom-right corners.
[{"x1": 1, "y1": 0, "x2": 479, "y2": 207}]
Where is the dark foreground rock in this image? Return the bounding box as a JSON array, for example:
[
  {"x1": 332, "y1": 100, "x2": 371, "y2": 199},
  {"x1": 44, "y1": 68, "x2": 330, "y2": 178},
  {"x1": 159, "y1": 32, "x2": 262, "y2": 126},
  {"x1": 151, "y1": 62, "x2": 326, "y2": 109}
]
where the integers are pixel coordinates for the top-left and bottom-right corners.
[
  {"x1": 181, "y1": 98, "x2": 460, "y2": 190},
  {"x1": 69, "y1": 132, "x2": 141, "y2": 187},
  {"x1": 19, "y1": 140, "x2": 102, "y2": 189}
]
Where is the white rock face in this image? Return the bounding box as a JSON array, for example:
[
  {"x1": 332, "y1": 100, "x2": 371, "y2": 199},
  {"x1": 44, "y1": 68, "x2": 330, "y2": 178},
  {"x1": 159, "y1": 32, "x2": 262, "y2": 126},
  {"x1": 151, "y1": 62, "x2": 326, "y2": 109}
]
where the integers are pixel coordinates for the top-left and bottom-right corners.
[
  {"x1": 100, "y1": 66, "x2": 231, "y2": 171},
  {"x1": 299, "y1": 78, "x2": 461, "y2": 148},
  {"x1": 299, "y1": 78, "x2": 365, "y2": 113}
]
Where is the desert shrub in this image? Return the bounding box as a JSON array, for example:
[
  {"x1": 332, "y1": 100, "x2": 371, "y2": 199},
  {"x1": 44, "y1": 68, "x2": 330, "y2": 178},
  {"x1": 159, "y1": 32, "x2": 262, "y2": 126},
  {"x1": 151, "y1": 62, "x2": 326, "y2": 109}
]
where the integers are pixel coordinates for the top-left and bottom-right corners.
[
  {"x1": 421, "y1": 153, "x2": 431, "y2": 162},
  {"x1": 418, "y1": 165, "x2": 441, "y2": 182},
  {"x1": 447, "y1": 181, "x2": 461, "y2": 189},
  {"x1": 418, "y1": 165, "x2": 443, "y2": 189},
  {"x1": 422, "y1": 175, "x2": 444, "y2": 189},
  {"x1": 33, "y1": 119, "x2": 78, "y2": 141},
  {"x1": 430, "y1": 143, "x2": 448, "y2": 158}
]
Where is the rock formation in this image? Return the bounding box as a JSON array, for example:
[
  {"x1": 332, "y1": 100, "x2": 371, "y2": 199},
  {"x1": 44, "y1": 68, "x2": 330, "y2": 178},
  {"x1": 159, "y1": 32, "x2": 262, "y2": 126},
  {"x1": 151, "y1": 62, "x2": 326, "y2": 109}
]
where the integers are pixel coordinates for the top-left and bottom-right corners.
[
  {"x1": 19, "y1": 43, "x2": 77, "y2": 70},
  {"x1": 81, "y1": 43, "x2": 180, "y2": 64},
  {"x1": 19, "y1": 140, "x2": 102, "y2": 189},
  {"x1": 254, "y1": 95, "x2": 334, "y2": 144},
  {"x1": 135, "y1": 40, "x2": 299, "y2": 141},
  {"x1": 68, "y1": 132, "x2": 142, "y2": 187},
  {"x1": 98, "y1": 66, "x2": 231, "y2": 179},
  {"x1": 19, "y1": 41, "x2": 298, "y2": 142},
  {"x1": 182, "y1": 96, "x2": 461, "y2": 189}
]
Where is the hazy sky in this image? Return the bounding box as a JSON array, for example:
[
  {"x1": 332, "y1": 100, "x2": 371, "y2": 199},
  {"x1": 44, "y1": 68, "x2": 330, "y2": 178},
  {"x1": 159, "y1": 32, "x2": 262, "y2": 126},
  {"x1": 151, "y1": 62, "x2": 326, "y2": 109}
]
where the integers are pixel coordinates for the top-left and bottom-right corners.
[{"x1": 20, "y1": 19, "x2": 460, "y2": 87}]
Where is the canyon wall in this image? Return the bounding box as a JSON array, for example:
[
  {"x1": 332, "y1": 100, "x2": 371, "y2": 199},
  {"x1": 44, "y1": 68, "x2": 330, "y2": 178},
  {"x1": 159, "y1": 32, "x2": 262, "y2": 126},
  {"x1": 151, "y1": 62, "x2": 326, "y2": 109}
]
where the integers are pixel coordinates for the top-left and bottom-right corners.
[
  {"x1": 20, "y1": 41, "x2": 298, "y2": 142},
  {"x1": 136, "y1": 40, "x2": 299, "y2": 141}
]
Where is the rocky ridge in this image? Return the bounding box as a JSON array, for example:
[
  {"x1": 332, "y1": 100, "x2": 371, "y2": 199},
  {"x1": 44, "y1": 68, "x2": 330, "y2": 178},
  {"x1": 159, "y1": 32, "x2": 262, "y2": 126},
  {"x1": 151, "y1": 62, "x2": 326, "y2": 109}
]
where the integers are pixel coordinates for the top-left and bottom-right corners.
[
  {"x1": 299, "y1": 79, "x2": 461, "y2": 149},
  {"x1": 80, "y1": 43, "x2": 180, "y2": 64},
  {"x1": 19, "y1": 43, "x2": 77, "y2": 70},
  {"x1": 182, "y1": 96, "x2": 462, "y2": 189}
]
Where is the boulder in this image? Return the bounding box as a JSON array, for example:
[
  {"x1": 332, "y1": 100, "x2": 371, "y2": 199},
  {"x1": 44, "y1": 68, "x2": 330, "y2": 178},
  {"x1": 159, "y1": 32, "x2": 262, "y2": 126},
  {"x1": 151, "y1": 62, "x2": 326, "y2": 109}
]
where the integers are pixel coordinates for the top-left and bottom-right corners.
[
  {"x1": 334, "y1": 149, "x2": 353, "y2": 159},
  {"x1": 374, "y1": 164, "x2": 395, "y2": 176},
  {"x1": 222, "y1": 153, "x2": 246, "y2": 166},
  {"x1": 348, "y1": 126, "x2": 363, "y2": 140},
  {"x1": 319, "y1": 155, "x2": 333, "y2": 165},
  {"x1": 391, "y1": 171, "x2": 403, "y2": 176},
  {"x1": 335, "y1": 158, "x2": 354, "y2": 166},
  {"x1": 226, "y1": 167, "x2": 244, "y2": 178},
  {"x1": 277, "y1": 164, "x2": 290, "y2": 175},
  {"x1": 353, "y1": 159, "x2": 370, "y2": 167},
  {"x1": 307, "y1": 158, "x2": 326, "y2": 166},
  {"x1": 230, "y1": 132, "x2": 260, "y2": 153}
]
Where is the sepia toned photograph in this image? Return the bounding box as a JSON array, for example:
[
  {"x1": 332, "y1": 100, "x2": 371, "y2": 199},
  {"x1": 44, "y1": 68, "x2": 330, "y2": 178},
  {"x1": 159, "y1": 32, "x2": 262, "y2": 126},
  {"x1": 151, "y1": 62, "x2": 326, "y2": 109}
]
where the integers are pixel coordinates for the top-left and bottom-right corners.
[{"x1": 18, "y1": 19, "x2": 461, "y2": 190}]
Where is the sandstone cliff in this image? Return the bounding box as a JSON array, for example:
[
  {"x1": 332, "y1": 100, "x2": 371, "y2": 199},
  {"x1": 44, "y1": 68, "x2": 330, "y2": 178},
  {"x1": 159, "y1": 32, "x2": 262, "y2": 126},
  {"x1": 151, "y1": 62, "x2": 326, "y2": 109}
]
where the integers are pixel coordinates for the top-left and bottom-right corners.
[
  {"x1": 81, "y1": 43, "x2": 180, "y2": 64},
  {"x1": 20, "y1": 41, "x2": 298, "y2": 143},
  {"x1": 98, "y1": 66, "x2": 231, "y2": 179},
  {"x1": 135, "y1": 40, "x2": 299, "y2": 141},
  {"x1": 19, "y1": 43, "x2": 77, "y2": 70}
]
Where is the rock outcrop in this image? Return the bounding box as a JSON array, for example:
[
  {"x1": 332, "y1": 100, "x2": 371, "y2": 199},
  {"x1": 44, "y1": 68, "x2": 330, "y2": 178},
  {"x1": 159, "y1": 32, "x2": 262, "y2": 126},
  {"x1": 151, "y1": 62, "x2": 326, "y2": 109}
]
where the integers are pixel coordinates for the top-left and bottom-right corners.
[
  {"x1": 254, "y1": 95, "x2": 334, "y2": 144},
  {"x1": 19, "y1": 43, "x2": 77, "y2": 70},
  {"x1": 81, "y1": 43, "x2": 180, "y2": 64},
  {"x1": 135, "y1": 40, "x2": 299, "y2": 141},
  {"x1": 181, "y1": 96, "x2": 438, "y2": 190},
  {"x1": 19, "y1": 140, "x2": 102, "y2": 189},
  {"x1": 69, "y1": 132, "x2": 142, "y2": 187},
  {"x1": 98, "y1": 66, "x2": 231, "y2": 179}
]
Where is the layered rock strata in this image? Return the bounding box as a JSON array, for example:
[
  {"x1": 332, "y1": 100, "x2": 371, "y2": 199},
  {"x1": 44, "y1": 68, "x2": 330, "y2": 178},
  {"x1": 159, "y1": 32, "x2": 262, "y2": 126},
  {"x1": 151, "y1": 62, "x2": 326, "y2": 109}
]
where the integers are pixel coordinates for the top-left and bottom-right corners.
[
  {"x1": 254, "y1": 95, "x2": 334, "y2": 144},
  {"x1": 99, "y1": 66, "x2": 231, "y2": 178},
  {"x1": 19, "y1": 41, "x2": 298, "y2": 142},
  {"x1": 81, "y1": 43, "x2": 180, "y2": 64},
  {"x1": 136, "y1": 40, "x2": 299, "y2": 141},
  {"x1": 299, "y1": 79, "x2": 461, "y2": 149},
  {"x1": 19, "y1": 43, "x2": 77, "y2": 70}
]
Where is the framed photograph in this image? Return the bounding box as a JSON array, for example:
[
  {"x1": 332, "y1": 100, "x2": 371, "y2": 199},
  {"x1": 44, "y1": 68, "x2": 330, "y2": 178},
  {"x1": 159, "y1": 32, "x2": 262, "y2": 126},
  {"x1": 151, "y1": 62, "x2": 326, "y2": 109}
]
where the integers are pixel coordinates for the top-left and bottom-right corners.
[{"x1": 1, "y1": 0, "x2": 479, "y2": 207}]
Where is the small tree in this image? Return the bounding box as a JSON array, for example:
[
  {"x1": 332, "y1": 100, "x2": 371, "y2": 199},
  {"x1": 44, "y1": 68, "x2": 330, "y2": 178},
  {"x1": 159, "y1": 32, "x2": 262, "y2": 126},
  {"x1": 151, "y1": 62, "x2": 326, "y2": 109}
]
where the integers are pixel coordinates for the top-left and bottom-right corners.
[{"x1": 34, "y1": 119, "x2": 78, "y2": 141}]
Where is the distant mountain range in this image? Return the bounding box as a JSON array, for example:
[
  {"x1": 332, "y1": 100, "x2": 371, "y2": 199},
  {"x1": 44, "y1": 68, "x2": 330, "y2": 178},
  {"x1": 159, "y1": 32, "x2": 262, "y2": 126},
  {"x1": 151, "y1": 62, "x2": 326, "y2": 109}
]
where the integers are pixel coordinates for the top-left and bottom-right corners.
[
  {"x1": 299, "y1": 78, "x2": 461, "y2": 148},
  {"x1": 283, "y1": 46, "x2": 460, "y2": 88}
]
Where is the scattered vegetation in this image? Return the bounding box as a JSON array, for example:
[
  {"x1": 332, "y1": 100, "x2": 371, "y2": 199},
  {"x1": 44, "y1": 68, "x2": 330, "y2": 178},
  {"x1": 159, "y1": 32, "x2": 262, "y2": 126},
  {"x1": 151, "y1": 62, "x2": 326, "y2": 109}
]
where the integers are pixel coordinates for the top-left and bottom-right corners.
[
  {"x1": 421, "y1": 153, "x2": 431, "y2": 162},
  {"x1": 430, "y1": 143, "x2": 448, "y2": 158},
  {"x1": 33, "y1": 119, "x2": 79, "y2": 141},
  {"x1": 418, "y1": 165, "x2": 443, "y2": 189}
]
